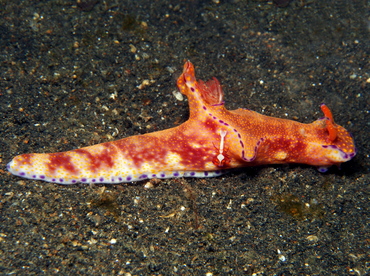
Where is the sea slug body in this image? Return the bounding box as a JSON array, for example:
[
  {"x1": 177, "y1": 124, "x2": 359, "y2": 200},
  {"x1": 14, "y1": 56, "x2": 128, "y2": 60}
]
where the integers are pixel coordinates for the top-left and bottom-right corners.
[{"x1": 7, "y1": 61, "x2": 356, "y2": 184}]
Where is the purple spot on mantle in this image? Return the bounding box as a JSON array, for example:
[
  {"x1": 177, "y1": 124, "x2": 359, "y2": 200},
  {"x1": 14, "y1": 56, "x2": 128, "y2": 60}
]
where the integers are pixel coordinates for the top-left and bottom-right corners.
[
  {"x1": 118, "y1": 177, "x2": 123, "y2": 181},
  {"x1": 173, "y1": 172, "x2": 179, "y2": 177},
  {"x1": 219, "y1": 120, "x2": 224, "y2": 124},
  {"x1": 72, "y1": 180, "x2": 77, "y2": 183},
  {"x1": 191, "y1": 87, "x2": 195, "y2": 92},
  {"x1": 99, "y1": 177, "x2": 104, "y2": 182},
  {"x1": 126, "y1": 176, "x2": 132, "y2": 181},
  {"x1": 20, "y1": 172, "x2": 26, "y2": 176},
  {"x1": 40, "y1": 175, "x2": 45, "y2": 179},
  {"x1": 212, "y1": 101, "x2": 225, "y2": 106},
  {"x1": 190, "y1": 172, "x2": 195, "y2": 176},
  {"x1": 32, "y1": 175, "x2": 36, "y2": 178},
  {"x1": 51, "y1": 178, "x2": 56, "y2": 182},
  {"x1": 139, "y1": 174, "x2": 148, "y2": 179},
  {"x1": 322, "y1": 145, "x2": 329, "y2": 148},
  {"x1": 81, "y1": 178, "x2": 87, "y2": 182},
  {"x1": 59, "y1": 179, "x2": 64, "y2": 183},
  {"x1": 91, "y1": 179, "x2": 96, "y2": 183},
  {"x1": 204, "y1": 172, "x2": 209, "y2": 176},
  {"x1": 160, "y1": 173, "x2": 165, "y2": 177},
  {"x1": 203, "y1": 106, "x2": 207, "y2": 110}
]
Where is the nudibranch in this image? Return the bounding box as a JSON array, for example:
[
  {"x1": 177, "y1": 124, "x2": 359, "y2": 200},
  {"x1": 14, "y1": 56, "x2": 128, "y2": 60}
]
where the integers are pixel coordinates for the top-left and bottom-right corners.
[{"x1": 7, "y1": 61, "x2": 356, "y2": 184}]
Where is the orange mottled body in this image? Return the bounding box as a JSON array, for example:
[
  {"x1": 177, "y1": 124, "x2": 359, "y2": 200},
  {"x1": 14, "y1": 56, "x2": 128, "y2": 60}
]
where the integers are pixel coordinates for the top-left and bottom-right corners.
[{"x1": 7, "y1": 62, "x2": 356, "y2": 184}]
